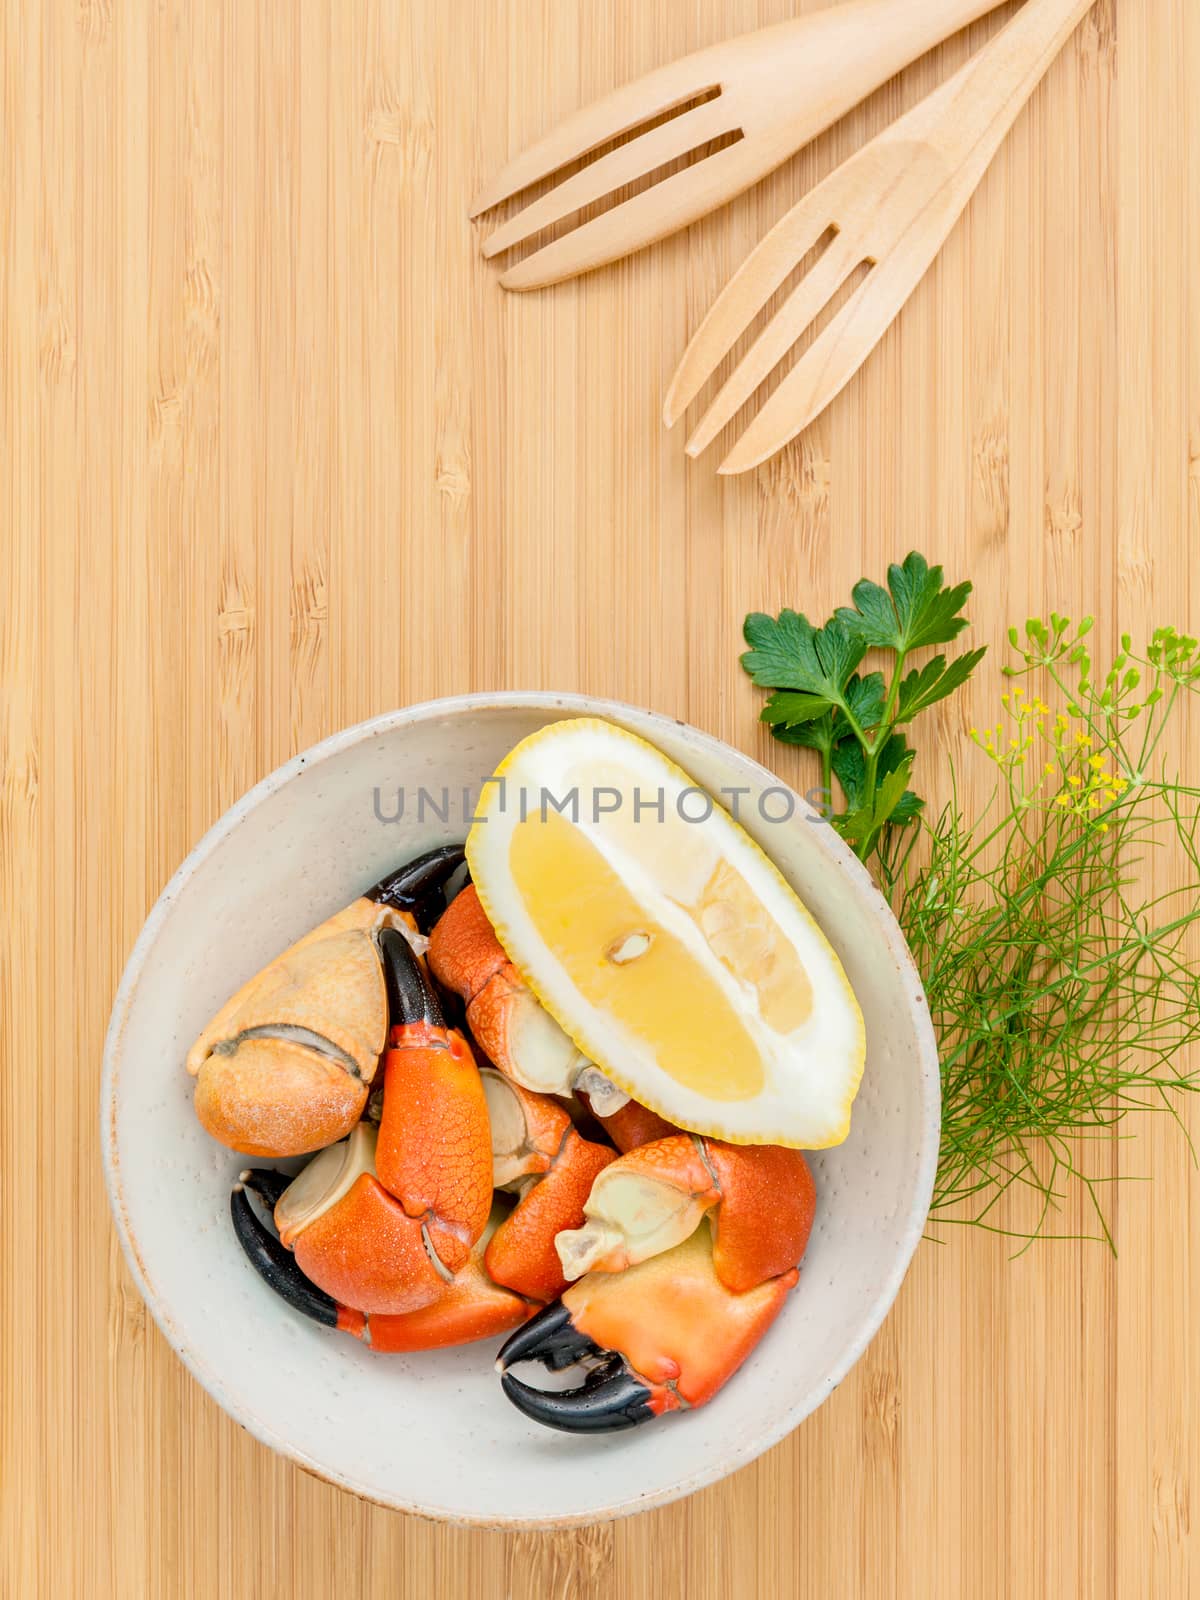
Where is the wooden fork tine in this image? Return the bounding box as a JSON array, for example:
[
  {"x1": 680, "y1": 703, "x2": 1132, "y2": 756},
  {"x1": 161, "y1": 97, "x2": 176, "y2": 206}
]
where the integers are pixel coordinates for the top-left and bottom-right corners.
[
  {"x1": 718, "y1": 268, "x2": 905, "y2": 473},
  {"x1": 663, "y1": 189, "x2": 845, "y2": 428},
  {"x1": 469, "y1": 63, "x2": 722, "y2": 218},
  {"x1": 683, "y1": 235, "x2": 863, "y2": 457},
  {"x1": 481, "y1": 99, "x2": 735, "y2": 260},
  {"x1": 498, "y1": 141, "x2": 755, "y2": 292}
]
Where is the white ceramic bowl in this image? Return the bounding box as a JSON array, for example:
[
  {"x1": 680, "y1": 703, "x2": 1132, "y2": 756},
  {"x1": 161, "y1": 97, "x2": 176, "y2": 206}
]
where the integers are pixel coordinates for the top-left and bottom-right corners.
[{"x1": 102, "y1": 693, "x2": 939, "y2": 1527}]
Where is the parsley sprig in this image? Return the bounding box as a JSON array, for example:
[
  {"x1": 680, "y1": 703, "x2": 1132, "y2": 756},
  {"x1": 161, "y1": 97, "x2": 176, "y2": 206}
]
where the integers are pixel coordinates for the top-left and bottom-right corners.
[
  {"x1": 742, "y1": 553, "x2": 986, "y2": 861},
  {"x1": 741, "y1": 558, "x2": 1200, "y2": 1249}
]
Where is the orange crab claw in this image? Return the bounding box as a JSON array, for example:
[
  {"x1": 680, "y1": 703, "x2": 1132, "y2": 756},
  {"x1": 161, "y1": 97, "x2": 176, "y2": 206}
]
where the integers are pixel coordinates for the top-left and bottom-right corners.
[
  {"x1": 269, "y1": 1125, "x2": 446, "y2": 1315},
  {"x1": 233, "y1": 1175, "x2": 533, "y2": 1352},
  {"x1": 497, "y1": 1226, "x2": 798, "y2": 1431},
  {"x1": 702, "y1": 1142, "x2": 816, "y2": 1293},
  {"x1": 555, "y1": 1134, "x2": 815, "y2": 1296},
  {"x1": 361, "y1": 1241, "x2": 534, "y2": 1352},
  {"x1": 188, "y1": 846, "x2": 465, "y2": 1156},
  {"x1": 484, "y1": 1133, "x2": 614, "y2": 1303},
  {"x1": 372, "y1": 929, "x2": 494, "y2": 1274},
  {"x1": 428, "y1": 885, "x2": 591, "y2": 1097},
  {"x1": 478, "y1": 1069, "x2": 617, "y2": 1303}
]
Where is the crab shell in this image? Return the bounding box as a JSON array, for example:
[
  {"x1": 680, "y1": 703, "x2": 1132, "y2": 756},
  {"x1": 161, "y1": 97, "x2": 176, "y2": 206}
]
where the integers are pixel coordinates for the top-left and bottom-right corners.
[
  {"x1": 496, "y1": 1133, "x2": 815, "y2": 1430},
  {"x1": 187, "y1": 899, "x2": 414, "y2": 1156},
  {"x1": 564, "y1": 1224, "x2": 799, "y2": 1409},
  {"x1": 555, "y1": 1134, "x2": 816, "y2": 1294},
  {"x1": 187, "y1": 846, "x2": 464, "y2": 1157},
  {"x1": 480, "y1": 1069, "x2": 617, "y2": 1303}
]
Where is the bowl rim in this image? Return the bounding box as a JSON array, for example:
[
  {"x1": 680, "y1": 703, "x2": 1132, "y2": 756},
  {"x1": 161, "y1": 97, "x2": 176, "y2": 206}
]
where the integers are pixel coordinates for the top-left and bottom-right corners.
[{"x1": 101, "y1": 690, "x2": 941, "y2": 1528}]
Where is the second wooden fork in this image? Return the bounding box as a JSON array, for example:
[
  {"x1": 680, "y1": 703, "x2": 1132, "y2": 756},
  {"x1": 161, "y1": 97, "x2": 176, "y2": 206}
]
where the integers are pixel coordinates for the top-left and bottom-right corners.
[{"x1": 665, "y1": 0, "x2": 1099, "y2": 473}]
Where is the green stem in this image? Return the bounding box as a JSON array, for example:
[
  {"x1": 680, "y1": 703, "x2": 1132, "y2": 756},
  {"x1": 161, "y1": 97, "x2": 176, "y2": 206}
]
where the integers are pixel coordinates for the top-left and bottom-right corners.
[
  {"x1": 1140, "y1": 682, "x2": 1180, "y2": 772},
  {"x1": 878, "y1": 648, "x2": 909, "y2": 736},
  {"x1": 934, "y1": 912, "x2": 1195, "y2": 1072},
  {"x1": 853, "y1": 650, "x2": 910, "y2": 862}
]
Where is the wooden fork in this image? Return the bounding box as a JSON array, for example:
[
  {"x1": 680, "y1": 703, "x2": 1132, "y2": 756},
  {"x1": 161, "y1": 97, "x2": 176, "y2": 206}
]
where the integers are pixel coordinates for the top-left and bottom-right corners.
[
  {"x1": 664, "y1": 0, "x2": 1098, "y2": 473},
  {"x1": 472, "y1": 0, "x2": 1010, "y2": 291}
]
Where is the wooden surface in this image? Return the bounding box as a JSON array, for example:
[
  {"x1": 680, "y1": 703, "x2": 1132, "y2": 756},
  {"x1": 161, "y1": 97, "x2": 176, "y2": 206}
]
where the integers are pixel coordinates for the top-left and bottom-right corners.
[{"x1": 3, "y1": 0, "x2": 1198, "y2": 1595}]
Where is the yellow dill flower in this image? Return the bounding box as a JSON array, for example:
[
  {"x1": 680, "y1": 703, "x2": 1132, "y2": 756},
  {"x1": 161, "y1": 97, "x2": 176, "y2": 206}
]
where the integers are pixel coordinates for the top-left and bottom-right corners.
[
  {"x1": 1044, "y1": 764, "x2": 1056, "y2": 777},
  {"x1": 1089, "y1": 796, "x2": 1101, "y2": 810},
  {"x1": 1069, "y1": 775, "x2": 1082, "y2": 788},
  {"x1": 1088, "y1": 754, "x2": 1105, "y2": 771},
  {"x1": 1055, "y1": 794, "x2": 1071, "y2": 808},
  {"x1": 1075, "y1": 732, "x2": 1093, "y2": 748}
]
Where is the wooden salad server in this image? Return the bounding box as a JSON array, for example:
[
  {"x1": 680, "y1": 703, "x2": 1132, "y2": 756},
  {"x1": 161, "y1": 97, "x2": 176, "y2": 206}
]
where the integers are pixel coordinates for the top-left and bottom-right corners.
[
  {"x1": 664, "y1": 0, "x2": 1099, "y2": 473},
  {"x1": 472, "y1": 0, "x2": 1012, "y2": 290}
]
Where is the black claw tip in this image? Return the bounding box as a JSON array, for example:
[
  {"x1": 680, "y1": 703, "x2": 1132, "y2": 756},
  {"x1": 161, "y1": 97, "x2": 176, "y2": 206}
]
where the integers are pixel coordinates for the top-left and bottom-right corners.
[
  {"x1": 500, "y1": 1358, "x2": 658, "y2": 1433},
  {"x1": 237, "y1": 1166, "x2": 292, "y2": 1209},
  {"x1": 496, "y1": 1300, "x2": 599, "y2": 1373},
  {"x1": 378, "y1": 927, "x2": 444, "y2": 1029},
  {"x1": 231, "y1": 1174, "x2": 339, "y2": 1330},
  {"x1": 367, "y1": 846, "x2": 466, "y2": 930}
]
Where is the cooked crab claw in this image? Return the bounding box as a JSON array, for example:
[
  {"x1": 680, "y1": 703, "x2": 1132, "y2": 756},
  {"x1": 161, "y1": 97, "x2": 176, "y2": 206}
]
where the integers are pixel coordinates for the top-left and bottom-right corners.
[
  {"x1": 233, "y1": 1168, "x2": 532, "y2": 1351},
  {"x1": 480, "y1": 1069, "x2": 616, "y2": 1303},
  {"x1": 232, "y1": 1167, "x2": 363, "y2": 1336},
  {"x1": 270, "y1": 1121, "x2": 451, "y2": 1313},
  {"x1": 497, "y1": 1226, "x2": 798, "y2": 1431},
  {"x1": 187, "y1": 845, "x2": 465, "y2": 1158},
  {"x1": 555, "y1": 1134, "x2": 815, "y2": 1294},
  {"x1": 428, "y1": 884, "x2": 628, "y2": 1111},
  {"x1": 372, "y1": 928, "x2": 494, "y2": 1275}
]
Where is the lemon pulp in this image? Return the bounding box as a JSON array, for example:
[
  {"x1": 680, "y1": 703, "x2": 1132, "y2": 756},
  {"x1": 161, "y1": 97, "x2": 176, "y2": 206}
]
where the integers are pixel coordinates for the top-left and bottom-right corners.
[{"x1": 508, "y1": 810, "x2": 764, "y2": 1101}]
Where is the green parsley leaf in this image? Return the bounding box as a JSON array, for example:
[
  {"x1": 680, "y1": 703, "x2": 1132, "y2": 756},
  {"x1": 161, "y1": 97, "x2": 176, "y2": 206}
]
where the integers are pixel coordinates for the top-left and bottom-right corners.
[
  {"x1": 895, "y1": 648, "x2": 988, "y2": 724},
  {"x1": 769, "y1": 712, "x2": 838, "y2": 761},
  {"x1": 742, "y1": 611, "x2": 866, "y2": 709},
  {"x1": 844, "y1": 670, "x2": 887, "y2": 731},
  {"x1": 837, "y1": 551, "x2": 973, "y2": 654},
  {"x1": 760, "y1": 690, "x2": 838, "y2": 727}
]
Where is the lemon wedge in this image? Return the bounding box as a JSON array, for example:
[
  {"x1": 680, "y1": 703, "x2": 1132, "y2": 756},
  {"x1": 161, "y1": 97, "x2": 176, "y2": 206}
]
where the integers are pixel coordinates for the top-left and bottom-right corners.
[{"x1": 466, "y1": 719, "x2": 865, "y2": 1148}]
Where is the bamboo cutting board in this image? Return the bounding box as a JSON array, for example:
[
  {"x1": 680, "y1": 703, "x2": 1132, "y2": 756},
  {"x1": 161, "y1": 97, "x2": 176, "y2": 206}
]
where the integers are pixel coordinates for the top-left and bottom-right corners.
[{"x1": 3, "y1": 0, "x2": 1199, "y2": 1595}]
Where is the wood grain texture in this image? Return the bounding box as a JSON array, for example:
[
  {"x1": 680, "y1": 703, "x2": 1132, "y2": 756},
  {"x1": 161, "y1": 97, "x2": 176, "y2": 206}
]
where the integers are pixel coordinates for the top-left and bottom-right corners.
[{"x1": 2, "y1": 0, "x2": 1197, "y2": 1595}]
